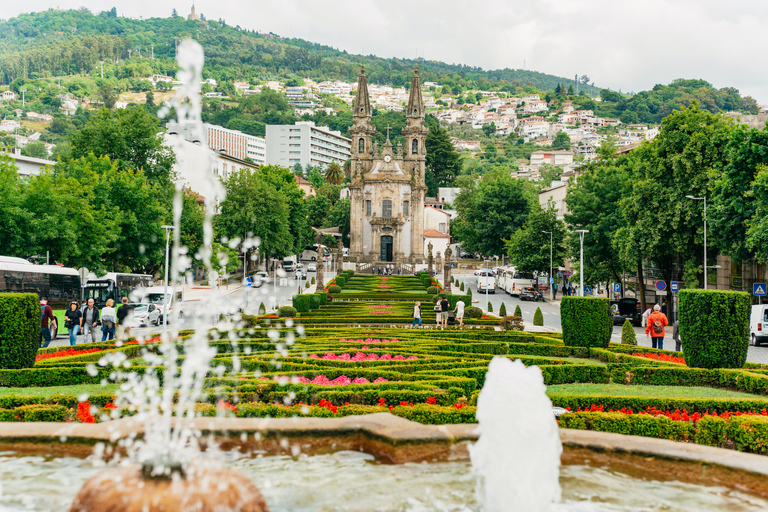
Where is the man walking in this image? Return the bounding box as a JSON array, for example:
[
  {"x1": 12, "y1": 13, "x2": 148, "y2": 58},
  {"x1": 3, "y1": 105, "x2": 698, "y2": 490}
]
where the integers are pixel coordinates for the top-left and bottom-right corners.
[
  {"x1": 39, "y1": 297, "x2": 56, "y2": 348},
  {"x1": 453, "y1": 298, "x2": 465, "y2": 328},
  {"x1": 82, "y1": 299, "x2": 100, "y2": 344},
  {"x1": 116, "y1": 297, "x2": 134, "y2": 340},
  {"x1": 645, "y1": 304, "x2": 668, "y2": 350},
  {"x1": 440, "y1": 295, "x2": 450, "y2": 329}
]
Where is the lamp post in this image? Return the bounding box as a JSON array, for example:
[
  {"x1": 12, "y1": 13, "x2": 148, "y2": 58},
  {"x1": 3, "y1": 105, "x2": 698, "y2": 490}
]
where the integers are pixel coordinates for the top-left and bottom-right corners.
[
  {"x1": 161, "y1": 225, "x2": 174, "y2": 337},
  {"x1": 575, "y1": 230, "x2": 589, "y2": 297},
  {"x1": 686, "y1": 195, "x2": 708, "y2": 289},
  {"x1": 484, "y1": 259, "x2": 491, "y2": 313},
  {"x1": 542, "y1": 231, "x2": 553, "y2": 301}
]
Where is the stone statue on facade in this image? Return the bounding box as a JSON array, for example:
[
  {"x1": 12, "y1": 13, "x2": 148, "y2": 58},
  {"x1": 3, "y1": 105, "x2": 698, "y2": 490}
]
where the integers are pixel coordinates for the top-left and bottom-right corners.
[
  {"x1": 427, "y1": 242, "x2": 434, "y2": 275},
  {"x1": 443, "y1": 246, "x2": 452, "y2": 294}
]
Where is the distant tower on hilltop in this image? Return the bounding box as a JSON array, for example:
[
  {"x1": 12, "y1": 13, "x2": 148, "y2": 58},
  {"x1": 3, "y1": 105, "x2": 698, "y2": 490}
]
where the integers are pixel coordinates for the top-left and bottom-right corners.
[{"x1": 188, "y1": 3, "x2": 199, "y2": 21}]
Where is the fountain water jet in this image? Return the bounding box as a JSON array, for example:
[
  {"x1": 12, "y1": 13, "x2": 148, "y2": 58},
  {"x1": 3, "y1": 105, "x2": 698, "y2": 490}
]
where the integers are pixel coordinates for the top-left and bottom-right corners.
[{"x1": 470, "y1": 356, "x2": 562, "y2": 512}]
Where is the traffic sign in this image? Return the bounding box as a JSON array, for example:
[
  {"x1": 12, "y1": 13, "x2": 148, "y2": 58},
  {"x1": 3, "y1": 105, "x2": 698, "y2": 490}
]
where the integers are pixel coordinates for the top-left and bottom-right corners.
[
  {"x1": 671, "y1": 281, "x2": 679, "y2": 292},
  {"x1": 655, "y1": 290, "x2": 668, "y2": 295},
  {"x1": 755, "y1": 283, "x2": 767, "y2": 296},
  {"x1": 245, "y1": 277, "x2": 253, "y2": 288},
  {"x1": 613, "y1": 283, "x2": 621, "y2": 294},
  {"x1": 549, "y1": 277, "x2": 554, "y2": 284},
  {"x1": 655, "y1": 280, "x2": 667, "y2": 291},
  {"x1": 584, "y1": 286, "x2": 592, "y2": 295}
]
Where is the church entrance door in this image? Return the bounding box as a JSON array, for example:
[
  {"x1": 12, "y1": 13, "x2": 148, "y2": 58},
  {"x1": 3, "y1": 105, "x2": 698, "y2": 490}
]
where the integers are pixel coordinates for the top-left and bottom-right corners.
[{"x1": 380, "y1": 236, "x2": 393, "y2": 262}]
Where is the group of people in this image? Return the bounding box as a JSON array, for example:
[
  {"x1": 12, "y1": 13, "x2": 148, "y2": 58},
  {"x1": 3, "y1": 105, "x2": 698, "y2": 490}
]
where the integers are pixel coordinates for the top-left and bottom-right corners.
[
  {"x1": 39, "y1": 297, "x2": 135, "y2": 348},
  {"x1": 410, "y1": 296, "x2": 466, "y2": 329},
  {"x1": 373, "y1": 265, "x2": 400, "y2": 275}
]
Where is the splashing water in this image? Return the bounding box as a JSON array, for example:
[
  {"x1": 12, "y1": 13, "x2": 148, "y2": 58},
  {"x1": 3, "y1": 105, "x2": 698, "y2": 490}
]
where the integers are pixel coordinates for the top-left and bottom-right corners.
[{"x1": 470, "y1": 357, "x2": 562, "y2": 512}]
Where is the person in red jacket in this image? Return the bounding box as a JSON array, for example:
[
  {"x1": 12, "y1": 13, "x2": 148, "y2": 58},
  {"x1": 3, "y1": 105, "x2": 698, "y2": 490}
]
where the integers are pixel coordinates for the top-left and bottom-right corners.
[
  {"x1": 39, "y1": 297, "x2": 56, "y2": 348},
  {"x1": 645, "y1": 303, "x2": 668, "y2": 350}
]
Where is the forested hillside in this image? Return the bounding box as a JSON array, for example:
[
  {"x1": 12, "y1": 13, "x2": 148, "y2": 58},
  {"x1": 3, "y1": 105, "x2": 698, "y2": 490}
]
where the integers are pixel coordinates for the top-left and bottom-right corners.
[{"x1": 0, "y1": 8, "x2": 589, "y2": 92}]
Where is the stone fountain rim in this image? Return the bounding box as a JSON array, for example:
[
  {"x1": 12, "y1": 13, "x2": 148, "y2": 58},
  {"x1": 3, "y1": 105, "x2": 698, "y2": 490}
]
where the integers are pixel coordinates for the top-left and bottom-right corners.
[{"x1": 0, "y1": 413, "x2": 767, "y2": 477}]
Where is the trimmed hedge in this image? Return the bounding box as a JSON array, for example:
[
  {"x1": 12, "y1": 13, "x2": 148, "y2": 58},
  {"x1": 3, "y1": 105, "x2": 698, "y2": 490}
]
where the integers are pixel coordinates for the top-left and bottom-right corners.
[
  {"x1": 514, "y1": 305, "x2": 522, "y2": 317},
  {"x1": 561, "y1": 297, "x2": 611, "y2": 348},
  {"x1": 499, "y1": 303, "x2": 507, "y2": 316},
  {"x1": 0, "y1": 293, "x2": 39, "y2": 369},
  {"x1": 679, "y1": 289, "x2": 751, "y2": 369},
  {"x1": 292, "y1": 294, "x2": 311, "y2": 313},
  {"x1": 621, "y1": 319, "x2": 637, "y2": 345},
  {"x1": 278, "y1": 306, "x2": 297, "y2": 318},
  {"x1": 464, "y1": 306, "x2": 483, "y2": 319},
  {"x1": 533, "y1": 307, "x2": 544, "y2": 326},
  {"x1": 427, "y1": 286, "x2": 438, "y2": 294},
  {"x1": 309, "y1": 294, "x2": 321, "y2": 310},
  {"x1": 0, "y1": 404, "x2": 67, "y2": 422},
  {"x1": 328, "y1": 285, "x2": 342, "y2": 294},
  {"x1": 336, "y1": 276, "x2": 346, "y2": 287}
]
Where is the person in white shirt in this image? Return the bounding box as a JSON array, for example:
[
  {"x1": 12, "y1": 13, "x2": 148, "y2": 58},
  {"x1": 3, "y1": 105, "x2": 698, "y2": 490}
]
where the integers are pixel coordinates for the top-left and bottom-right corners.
[
  {"x1": 454, "y1": 299, "x2": 466, "y2": 327},
  {"x1": 100, "y1": 298, "x2": 117, "y2": 341}
]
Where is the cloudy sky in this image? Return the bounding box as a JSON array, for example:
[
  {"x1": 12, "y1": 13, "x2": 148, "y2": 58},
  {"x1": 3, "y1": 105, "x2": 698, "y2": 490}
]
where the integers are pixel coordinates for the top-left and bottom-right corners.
[{"x1": 7, "y1": 0, "x2": 768, "y2": 101}]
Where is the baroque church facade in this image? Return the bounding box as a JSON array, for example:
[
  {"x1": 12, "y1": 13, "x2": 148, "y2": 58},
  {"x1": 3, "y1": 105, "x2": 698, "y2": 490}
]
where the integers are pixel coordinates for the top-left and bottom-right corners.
[{"x1": 348, "y1": 67, "x2": 428, "y2": 265}]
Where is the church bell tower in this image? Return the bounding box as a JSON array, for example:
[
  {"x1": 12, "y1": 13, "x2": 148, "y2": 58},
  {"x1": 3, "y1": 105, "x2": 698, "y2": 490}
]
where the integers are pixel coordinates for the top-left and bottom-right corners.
[{"x1": 348, "y1": 65, "x2": 376, "y2": 178}]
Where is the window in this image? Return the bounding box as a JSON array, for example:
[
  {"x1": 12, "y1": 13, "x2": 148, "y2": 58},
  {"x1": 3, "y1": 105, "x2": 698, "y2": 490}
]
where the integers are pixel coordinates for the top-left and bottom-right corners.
[
  {"x1": 439, "y1": 222, "x2": 446, "y2": 233},
  {"x1": 366, "y1": 200, "x2": 371, "y2": 216},
  {"x1": 403, "y1": 200, "x2": 409, "y2": 216},
  {"x1": 358, "y1": 138, "x2": 365, "y2": 154},
  {"x1": 412, "y1": 139, "x2": 418, "y2": 154},
  {"x1": 382, "y1": 200, "x2": 392, "y2": 219}
]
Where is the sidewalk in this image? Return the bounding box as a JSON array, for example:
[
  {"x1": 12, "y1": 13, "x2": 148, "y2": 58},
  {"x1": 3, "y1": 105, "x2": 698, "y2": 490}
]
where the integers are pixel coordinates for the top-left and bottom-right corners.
[{"x1": 183, "y1": 282, "x2": 244, "y2": 301}]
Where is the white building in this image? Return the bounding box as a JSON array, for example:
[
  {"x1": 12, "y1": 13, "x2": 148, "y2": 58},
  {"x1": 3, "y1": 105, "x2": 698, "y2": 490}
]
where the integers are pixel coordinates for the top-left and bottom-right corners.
[
  {"x1": 1, "y1": 91, "x2": 15, "y2": 101},
  {"x1": 265, "y1": 121, "x2": 351, "y2": 169},
  {"x1": 4, "y1": 148, "x2": 55, "y2": 178},
  {"x1": 538, "y1": 181, "x2": 569, "y2": 220},
  {"x1": 167, "y1": 122, "x2": 266, "y2": 165},
  {"x1": 530, "y1": 150, "x2": 574, "y2": 167}
]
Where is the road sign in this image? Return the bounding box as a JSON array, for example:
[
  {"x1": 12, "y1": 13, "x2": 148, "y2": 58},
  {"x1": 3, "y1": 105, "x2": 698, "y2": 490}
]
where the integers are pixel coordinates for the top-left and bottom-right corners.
[
  {"x1": 755, "y1": 283, "x2": 767, "y2": 296},
  {"x1": 584, "y1": 286, "x2": 592, "y2": 295},
  {"x1": 655, "y1": 290, "x2": 668, "y2": 295},
  {"x1": 245, "y1": 277, "x2": 253, "y2": 288},
  {"x1": 613, "y1": 283, "x2": 621, "y2": 294},
  {"x1": 671, "y1": 281, "x2": 679, "y2": 292},
  {"x1": 655, "y1": 280, "x2": 667, "y2": 291},
  {"x1": 549, "y1": 277, "x2": 554, "y2": 284}
]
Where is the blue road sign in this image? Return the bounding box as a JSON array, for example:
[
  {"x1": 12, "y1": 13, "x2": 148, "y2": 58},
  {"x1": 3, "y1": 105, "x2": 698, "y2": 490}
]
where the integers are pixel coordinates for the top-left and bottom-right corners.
[
  {"x1": 584, "y1": 286, "x2": 592, "y2": 294},
  {"x1": 245, "y1": 277, "x2": 252, "y2": 288},
  {"x1": 671, "y1": 281, "x2": 679, "y2": 292},
  {"x1": 754, "y1": 283, "x2": 767, "y2": 296},
  {"x1": 655, "y1": 280, "x2": 667, "y2": 291},
  {"x1": 613, "y1": 283, "x2": 621, "y2": 294},
  {"x1": 549, "y1": 277, "x2": 554, "y2": 284}
]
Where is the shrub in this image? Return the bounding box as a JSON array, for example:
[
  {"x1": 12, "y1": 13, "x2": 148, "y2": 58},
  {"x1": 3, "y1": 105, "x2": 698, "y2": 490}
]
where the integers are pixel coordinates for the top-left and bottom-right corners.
[
  {"x1": 464, "y1": 306, "x2": 483, "y2": 319},
  {"x1": 292, "y1": 294, "x2": 311, "y2": 313},
  {"x1": 328, "y1": 285, "x2": 342, "y2": 294},
  {"x1": 0, "y1": 293, "x2": 38, "y2": 369},
  {"x1": 316, "y1": 293, "x2": 328, "y2": 306},
  {"x1": 258, "y1": 302, "x2": 266, "y2": 315},
  {"x1": 499, "y1": 316, "x2": 524, "y2": 331},
  {"x1": 305, "y1": 281, "x2": 310, "y2": 289},
  {"x1": 679, "y1": 289, "x2": 750, "y2": 369},
  {"x1": 487, "y1": 301, "x2": 493, "y2": 313},
  {"x1": 278, "y1": 306, "x2": 297, "y2": 318},
  {"x1": 311, "y1": 276, "x2": 316, "y2": 284},
  {"x1": 560, "y1": 297, "x2": 612, "y2": 348},
  {"x1": 427, "y1": 286, "x2": 438, "y2": 294},
  {"x1": 499, "y1": 303, "x2": 507, "y2": 317},
  {"x1": 621, "y1": 319, "x2": 637, "y2": 345},
  {"x1": 309, "y1": 294, "x2": 321, "y2": 310},
  {"x1": 336, "y1": 276, "x2": 346, "y2": 287},
  {"x1": 467, "y1": 287, "x2": 472, "y2": 297},
  {"x1": 514, "y1": 305, "x2": 522, "y2": 317},
  {"x1": 460, "y1": 282, "x2": 465, "y2": 292},
  {"x1": 533, "y1": 307, "x2": 544, "y2": 326}
]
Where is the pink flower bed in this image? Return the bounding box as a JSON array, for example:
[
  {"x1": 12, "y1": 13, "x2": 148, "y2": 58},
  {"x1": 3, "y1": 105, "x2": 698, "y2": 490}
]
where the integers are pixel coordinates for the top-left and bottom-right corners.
[
  {"x1": 341, "y1": 338, "x2": 400, "y2": 343},
  {"x1": 309, "y1": 352, "x2": 418, "y2": 361},
  {"x1": 269, "y1": 375, "x2": 389, "y2": 385}
]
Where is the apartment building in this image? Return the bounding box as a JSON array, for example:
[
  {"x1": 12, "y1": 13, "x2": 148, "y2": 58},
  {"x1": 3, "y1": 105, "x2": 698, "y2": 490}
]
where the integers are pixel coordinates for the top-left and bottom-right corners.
[
  {"x1": 167, "y1": 122, "x2": 266, "y2": 165},
  {"x1": 265, "y1": 121, "x2": 351, "y2": 169}
]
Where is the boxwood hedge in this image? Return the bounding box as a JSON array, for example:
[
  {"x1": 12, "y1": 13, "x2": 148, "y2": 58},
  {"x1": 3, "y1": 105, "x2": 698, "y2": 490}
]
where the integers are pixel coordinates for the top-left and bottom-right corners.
[
  {"x1": 0, "y1": 293, "x2": 39, "y2": 369},
  {"x1": 560, "y1": 297, "x2": 611, "y2": 348}
]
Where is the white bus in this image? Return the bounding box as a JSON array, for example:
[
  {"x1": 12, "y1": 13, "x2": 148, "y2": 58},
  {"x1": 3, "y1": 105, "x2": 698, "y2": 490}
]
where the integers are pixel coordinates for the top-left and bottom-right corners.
[
  {"x1": 82, "y1": 272, "x2": 154, "y2": 308},
  {"x1": 501, "y1": 268, "x2": 535, "y2": 297}
]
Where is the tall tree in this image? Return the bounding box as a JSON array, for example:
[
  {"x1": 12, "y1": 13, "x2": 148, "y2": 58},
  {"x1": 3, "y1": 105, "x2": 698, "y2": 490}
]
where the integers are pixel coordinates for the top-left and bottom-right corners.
[
  {"x1": 425, "y1": 125, "x2": 461, "y2": 191},
  {"x1": 259, "y1": 165, "x2": 313, "y2": 255},
  {"x1": 324, "y1": 161, "x2": 343, "y2": 185},
  {"x1": 552, "y1": 131, "x2": 571, "y2": 150},
  {"x1": 505, "y1": 203, "x2": 566, "y2": 273},
  {"x1": 746, "y1": 165, "x2": 768, "y2": 263},
  {"x1": 324, "y1": 197, "x2": 351, "y2": 247}
]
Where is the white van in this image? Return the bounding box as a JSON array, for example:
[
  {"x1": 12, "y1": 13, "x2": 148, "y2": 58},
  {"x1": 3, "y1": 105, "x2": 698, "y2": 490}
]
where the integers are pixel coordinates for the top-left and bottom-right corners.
[
  {"x1": 137, "y1": 286, "x2": 184, "y2": 323},
  {"x1": 751, "y1": 305, "x2": 768, "y2": 346}
]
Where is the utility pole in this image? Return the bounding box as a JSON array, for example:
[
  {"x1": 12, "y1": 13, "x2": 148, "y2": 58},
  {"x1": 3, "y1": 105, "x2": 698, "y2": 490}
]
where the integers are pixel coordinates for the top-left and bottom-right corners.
[
  {"x1": 151, "y1": 44, "x2": 154, "y2": 59},
  {"x1": 99, "y1": 60, "x2": 104, "y2": 79},
  {"x1": 576, "y1": 230, "x2": 589, "y2": 296},
  {"x1": 20, "y1": 88, "x2": 26, "y2": 108}
]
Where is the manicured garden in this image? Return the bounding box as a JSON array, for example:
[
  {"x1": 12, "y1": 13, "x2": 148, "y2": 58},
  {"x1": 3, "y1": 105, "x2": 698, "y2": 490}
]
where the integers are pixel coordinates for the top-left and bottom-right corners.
[{"x1": 0, "y1": 279, "x2": 766, "y2": 455}]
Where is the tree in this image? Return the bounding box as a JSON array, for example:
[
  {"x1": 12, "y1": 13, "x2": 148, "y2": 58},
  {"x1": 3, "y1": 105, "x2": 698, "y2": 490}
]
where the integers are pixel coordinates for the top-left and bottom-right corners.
[
  {"x1": 216, "y1": 168, "x2": 292, "y2": 259},
  {"x1": 145, "y1": 91, "x2": 154, "y2": 107},
  {"x1": 324, "y1": 197, "x2": 351, "y2": 246},
  {"x1": 259, "y1": 165, "x2": 313, "y2": 255},
  {"x1": 179, "y1": 189, "x2": 205, "y2": 262},
  {"x1": 552, "y1": 131, "x2": 570, "y2": 150},
  {"x1": 324, "y1": 161, "x2": 344, "y2": 185},
  {"x1": 307, "y1": 167, "x2": 324, "y2": 189},
  {"x1": 307, "y1": 195, "x2": 331, "y2": 228},
  {"x1": 292, "y1": 162, "x2": 304, "y2": 176},
  {"x1": 96, "y1": 82, "x2": 117, "y2": 109},
  {"x1": 20, "y1": 141, "x2": 48, "y2": 159},
  {"x1": 0, "y1": 155, "x2": 30, "y2": 258},
  {"x1": 425, "y1": 126, "x2": 461, "y2": 190},
  {"x1": 171, "y1": 8, "x2": 179, "y2": 17},
  {"x1": 453, "y1": 170, "x2": 534, "y2": 256},
  {"x1": 69, "y1": 106, "x2": 176, "y2": 185},
  {"x1": 746, "y1": 165, "x2": 768, "y2": 263},
  {"x1": 505, "y1": 203, "x2": 566, "y2": 273},
  {"x1": 482, "y1": 122, "x2": 497, "y2": 137},
  {"x1": 567, "y1": 85, "x2": 574, "y2": 96}
]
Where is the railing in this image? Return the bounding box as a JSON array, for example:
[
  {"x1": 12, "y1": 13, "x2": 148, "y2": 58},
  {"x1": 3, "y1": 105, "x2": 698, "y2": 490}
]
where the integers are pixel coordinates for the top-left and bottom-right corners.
[
  {"x1": 357, "y1": 262, "x2": 372, "y2": 273},
  {"x1": 402, "y1": 263, "x2": 414, "y2": 274}
]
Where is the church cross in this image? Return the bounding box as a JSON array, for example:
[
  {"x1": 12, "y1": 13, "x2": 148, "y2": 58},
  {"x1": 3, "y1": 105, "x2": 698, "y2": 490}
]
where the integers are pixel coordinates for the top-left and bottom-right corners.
[{"x1": 385, "y1": 125, "x2": 392, "y2": 140}]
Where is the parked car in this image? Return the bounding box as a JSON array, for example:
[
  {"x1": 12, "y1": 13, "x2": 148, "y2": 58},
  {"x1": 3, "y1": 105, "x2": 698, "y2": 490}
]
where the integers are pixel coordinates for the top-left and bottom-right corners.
[
  {"x1": 256, "y1": 270, "x2": 269, "y2": 280},
  {"x1": 248, "y1": 276, "x2": 264, "y2": 288},
  {"x1": 613, "y1": 298, "x2": 641, "y2": 326},
  {"x1": 520, "y1": 287, "x2": 544, "y2": 302},
  {"x1": 131, "y1": 303, "x2": 160, "y2": 327},
  {"x1": 307, "y1": 263, "x2": 317, "y2": 272},
  {"x1": 295, "y1": 269, "x2": 307, "y2": 280},
  {"x1": 751, "y1": 304, "x2": 768, "y2": 346}
]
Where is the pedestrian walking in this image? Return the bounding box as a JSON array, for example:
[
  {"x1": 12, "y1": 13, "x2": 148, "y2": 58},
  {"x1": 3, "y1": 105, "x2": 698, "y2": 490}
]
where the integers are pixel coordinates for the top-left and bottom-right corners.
[
  {"x1": 642, "y1": 306, "x2": 652, "y2": 328},
  {"x1": 82, "y1": 299, "x2": 100, "y2": 344},
  {"x1": 100, "y1": 299, "x2": 117, "y2": 341},
  {"x1": 116, "y1": 297, "x2": 134, "y2": 341},
  {"x1": 440, "y1": 295, "x2": 450, "y2": 329},
  {"x1": 39, "y1": 297, "x2": 56, "y2": 348},
  {"x1": 411, "y1": 301, "x2": 422, "y2": 328},
  {"x1": 453, "y1": 298, "x2": 465, "y2": 328},
  {"x1": 645, "y1": 304, "x2": 668, "y2": 350},
  {"x1": 64, "y1": 301, "x2": 82, "y2": 347},
  {"x1": 673, "y1": 320, "x2": 681, "y2": 352}
]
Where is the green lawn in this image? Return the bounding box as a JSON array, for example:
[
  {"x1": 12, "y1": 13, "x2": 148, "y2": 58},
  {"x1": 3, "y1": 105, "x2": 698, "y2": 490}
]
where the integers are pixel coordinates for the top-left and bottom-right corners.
[
  {"x1": 0, "y1": 384, "x2": 119, "y2": 398},
  {"x1": 547, "y1": 383, "x2": 768, "y2": 400}
]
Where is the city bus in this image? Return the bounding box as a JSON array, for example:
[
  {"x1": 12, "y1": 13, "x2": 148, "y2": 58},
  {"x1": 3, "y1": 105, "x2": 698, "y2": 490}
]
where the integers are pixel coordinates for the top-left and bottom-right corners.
[
  {"x1": 82, "y1": 272, "x2": 154, "y2": 308},
  {"x1": 0, "y1": 255, "x2": 81, "y2": 338}
]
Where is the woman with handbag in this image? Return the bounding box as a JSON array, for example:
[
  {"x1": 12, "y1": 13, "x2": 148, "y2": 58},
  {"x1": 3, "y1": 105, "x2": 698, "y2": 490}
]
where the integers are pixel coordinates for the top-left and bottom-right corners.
[
  {"x1": 101, "y1": 298, "x2": 117, "y2": 341},
  {"x1": 64, "y1": 301, "x2": 83, "y2": 346}
]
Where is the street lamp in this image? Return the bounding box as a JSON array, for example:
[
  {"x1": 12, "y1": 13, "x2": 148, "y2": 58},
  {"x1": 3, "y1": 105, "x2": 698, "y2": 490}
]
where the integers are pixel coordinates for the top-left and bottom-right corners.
[
  {"x1": 161, "y1": 225, "x2": 174, "y2": 337},
  {"x1": 575, "y1": 230, "x2": 589, "y2": 297},
  {"x1": 686, "y1": 195, "x2": 708, "y2": 289},
  {"x1": 542, "y1": 231, "x2": 553, "y2": 301},
  {"x1": 484, "y1": 259, "x2": 491, "y2": 313}
]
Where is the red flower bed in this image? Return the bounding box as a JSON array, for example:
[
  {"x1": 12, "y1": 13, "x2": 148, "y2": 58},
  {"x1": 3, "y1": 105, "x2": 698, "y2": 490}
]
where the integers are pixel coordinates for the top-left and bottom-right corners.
[
  {"x1": 632, "y1": 351, "x2": 687, "y2": 365},
  {"x1": 36, "y1": 347, "x2": 102, "y2": 363},
  {"x1": 77, "y1": 402, "x2": 96, "y2": 423},
  {"x1": 566, "y1": 403, "x2": 768, "y2": 423}
]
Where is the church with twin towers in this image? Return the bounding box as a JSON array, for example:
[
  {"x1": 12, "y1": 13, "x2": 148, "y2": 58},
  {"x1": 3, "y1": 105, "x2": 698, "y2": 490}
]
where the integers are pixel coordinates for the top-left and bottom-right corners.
[{"x1": 348, "y1": 66, "x2": 443, "y2": 268}]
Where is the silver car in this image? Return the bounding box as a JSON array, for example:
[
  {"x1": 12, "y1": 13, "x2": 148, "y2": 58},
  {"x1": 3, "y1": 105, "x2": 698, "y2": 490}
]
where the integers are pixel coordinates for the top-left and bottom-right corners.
[{"x1": 131, "y1": 303, "x2": 160, "y2": 327}]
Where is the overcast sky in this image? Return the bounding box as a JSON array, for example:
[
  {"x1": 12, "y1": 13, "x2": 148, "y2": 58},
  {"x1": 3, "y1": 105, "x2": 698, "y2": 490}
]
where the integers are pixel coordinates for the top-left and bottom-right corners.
[{"x1": 7, "y1": 0, "x2": 768, "y2": 102}]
